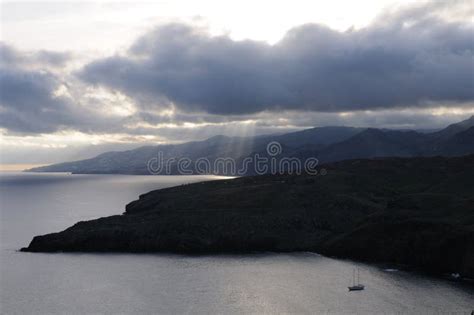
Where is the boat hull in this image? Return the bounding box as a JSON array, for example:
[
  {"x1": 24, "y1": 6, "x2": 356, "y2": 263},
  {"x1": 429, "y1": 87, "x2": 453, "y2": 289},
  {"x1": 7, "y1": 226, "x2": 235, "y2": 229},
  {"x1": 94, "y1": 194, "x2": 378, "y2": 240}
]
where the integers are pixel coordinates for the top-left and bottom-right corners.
[{"x1": 348, "y1": 285, "x2": 365, "y2": 291}]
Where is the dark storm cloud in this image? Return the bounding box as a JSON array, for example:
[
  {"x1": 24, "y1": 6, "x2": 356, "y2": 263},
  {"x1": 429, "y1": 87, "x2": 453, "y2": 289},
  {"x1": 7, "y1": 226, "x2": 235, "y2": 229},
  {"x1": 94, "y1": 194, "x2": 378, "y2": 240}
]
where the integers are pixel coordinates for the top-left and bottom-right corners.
[
  {"x1": 0, "y1": 66, "x2": 74, "y2": 133},
  {"x1": 0, "y1": 66, "x2": 113, "y2": 134},
  {"x1": 1, "y1": 1, "x2": 473, "y2": 137},
  {"x1": 0, "y1": 43, "x2": 119, "y2": 134},
  {"x1": 79, "y1": 2, "x2": 474, "y2": 115},
  {"x1": 0, "y1": 43, "x2": 77, "y2": 133}
]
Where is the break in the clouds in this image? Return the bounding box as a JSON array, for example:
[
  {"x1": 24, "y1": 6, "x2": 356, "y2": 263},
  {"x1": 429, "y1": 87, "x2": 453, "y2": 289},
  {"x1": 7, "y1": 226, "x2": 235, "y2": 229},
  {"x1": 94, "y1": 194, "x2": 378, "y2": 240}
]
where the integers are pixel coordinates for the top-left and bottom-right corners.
[{"x1": 80, "y1": 1, "x2": 474, "y2": 115}]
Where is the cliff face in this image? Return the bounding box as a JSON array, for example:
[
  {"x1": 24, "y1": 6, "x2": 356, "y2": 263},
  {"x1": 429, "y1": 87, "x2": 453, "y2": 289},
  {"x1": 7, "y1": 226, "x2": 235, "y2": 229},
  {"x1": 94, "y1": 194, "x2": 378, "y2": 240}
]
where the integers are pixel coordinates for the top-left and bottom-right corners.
[{"x1": 22, "y1": 156, "x2": 474, "y2": 278}]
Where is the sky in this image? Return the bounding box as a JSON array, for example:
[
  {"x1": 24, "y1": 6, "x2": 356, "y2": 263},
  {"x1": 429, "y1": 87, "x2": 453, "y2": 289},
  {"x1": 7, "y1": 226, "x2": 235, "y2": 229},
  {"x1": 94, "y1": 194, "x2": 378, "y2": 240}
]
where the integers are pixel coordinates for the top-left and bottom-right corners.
[{"x1": 0, "y1": 0, "x2": 473, "y2": 166}]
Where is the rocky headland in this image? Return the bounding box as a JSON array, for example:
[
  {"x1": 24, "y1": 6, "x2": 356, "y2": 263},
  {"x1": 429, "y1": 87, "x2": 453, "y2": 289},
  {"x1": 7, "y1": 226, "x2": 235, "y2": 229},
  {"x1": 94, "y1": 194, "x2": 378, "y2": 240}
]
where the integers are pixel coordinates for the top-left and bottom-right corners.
[{"x1": 22, "y1": 155, "x2": 474, "y2": 278}]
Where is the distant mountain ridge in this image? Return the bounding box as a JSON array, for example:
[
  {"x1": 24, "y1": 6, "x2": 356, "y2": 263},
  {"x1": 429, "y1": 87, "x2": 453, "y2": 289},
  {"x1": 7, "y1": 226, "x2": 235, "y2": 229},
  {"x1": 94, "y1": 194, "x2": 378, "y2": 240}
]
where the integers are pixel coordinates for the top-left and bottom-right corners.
[{"x1": 28, "y1": 116, "x2": 474, "y2": 175}]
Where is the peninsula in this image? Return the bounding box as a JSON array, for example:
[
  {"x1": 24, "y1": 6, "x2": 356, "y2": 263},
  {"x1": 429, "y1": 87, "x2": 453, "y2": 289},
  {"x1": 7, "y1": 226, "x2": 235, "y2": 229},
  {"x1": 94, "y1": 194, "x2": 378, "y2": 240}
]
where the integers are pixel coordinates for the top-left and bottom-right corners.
[{"x1": 22, "y1": 155, "x2": 474, "y2": 278}]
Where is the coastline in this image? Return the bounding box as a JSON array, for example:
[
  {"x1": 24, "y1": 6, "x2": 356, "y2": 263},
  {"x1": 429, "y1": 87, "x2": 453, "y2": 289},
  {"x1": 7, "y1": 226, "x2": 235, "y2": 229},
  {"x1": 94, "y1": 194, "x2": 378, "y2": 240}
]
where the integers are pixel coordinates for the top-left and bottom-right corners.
[{"x1": 21, "y1": 156, "x2": 474, "y2": 279}]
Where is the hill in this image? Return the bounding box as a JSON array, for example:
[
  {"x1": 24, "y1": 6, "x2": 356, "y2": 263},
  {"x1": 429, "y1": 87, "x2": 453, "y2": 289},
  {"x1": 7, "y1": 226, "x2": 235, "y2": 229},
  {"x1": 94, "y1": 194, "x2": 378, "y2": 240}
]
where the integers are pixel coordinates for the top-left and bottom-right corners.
[
  {"x1": 28, "y1": 116, "x2": 474, "y2": 175},
  {"x1": 22, "y1": 155, "x2": 474, "y2": 278}
]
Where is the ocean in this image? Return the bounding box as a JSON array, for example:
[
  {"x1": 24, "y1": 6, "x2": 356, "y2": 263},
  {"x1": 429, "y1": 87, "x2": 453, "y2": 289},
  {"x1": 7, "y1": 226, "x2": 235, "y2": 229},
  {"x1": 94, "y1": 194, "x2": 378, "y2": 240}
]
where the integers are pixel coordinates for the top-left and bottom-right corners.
[{"x1": 1, "y1": 172, "x2": 472, "y2": 314}]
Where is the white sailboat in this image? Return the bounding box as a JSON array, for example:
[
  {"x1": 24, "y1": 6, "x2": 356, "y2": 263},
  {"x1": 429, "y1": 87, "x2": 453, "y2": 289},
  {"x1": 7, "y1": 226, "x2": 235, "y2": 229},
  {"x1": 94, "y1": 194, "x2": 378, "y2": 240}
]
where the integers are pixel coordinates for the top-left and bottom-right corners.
[{"x1": 348, "y1": 268, "x2": 365, "y2": 291}]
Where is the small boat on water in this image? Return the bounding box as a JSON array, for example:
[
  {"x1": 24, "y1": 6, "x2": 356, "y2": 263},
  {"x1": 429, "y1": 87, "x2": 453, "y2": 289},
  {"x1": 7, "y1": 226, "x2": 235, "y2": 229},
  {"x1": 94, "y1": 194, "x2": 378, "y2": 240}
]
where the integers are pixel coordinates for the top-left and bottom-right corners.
[
  {"x1": 450, "y1": 273, "x2": 461, "y2": 279},
  {"x1": 348, "y1": 268, "x2": 365, "y2": 291}
]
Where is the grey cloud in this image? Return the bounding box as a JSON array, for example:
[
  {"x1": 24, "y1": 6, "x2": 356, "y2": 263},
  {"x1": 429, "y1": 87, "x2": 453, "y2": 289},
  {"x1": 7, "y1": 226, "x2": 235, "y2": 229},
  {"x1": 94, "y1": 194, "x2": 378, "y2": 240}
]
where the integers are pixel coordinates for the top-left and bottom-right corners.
[
  {"x1": 0, "y1": 67, "x2": 76, "y2": 133},
  {"x1": 34, "y1": 50, "x2": 71, "y2": 67},
  {"x1": 2, "y1": 1, "x2": 473, "y2": 138},
  {"x1": 0, "y1": 43, "x2": 121, "y2": 134},
  {"x1": 120, "y1": 106, "x2": 474, "y2": 140},
  {"x1": 250, "y1": 110, "x2": 473, "y2": 131},
  {"x1": 79, "y1": 1, "x2": 474, "y2": 115},
  {"x1": 0, "y1": 42, "x2": 71, "y2": 68}
]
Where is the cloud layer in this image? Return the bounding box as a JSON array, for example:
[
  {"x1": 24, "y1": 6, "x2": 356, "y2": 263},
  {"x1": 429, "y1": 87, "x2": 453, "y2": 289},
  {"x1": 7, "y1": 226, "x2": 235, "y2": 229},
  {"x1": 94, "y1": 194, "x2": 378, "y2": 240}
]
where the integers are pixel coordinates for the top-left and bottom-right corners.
[
  {"x1": 0, "y1": 43, "x2": 129, "y2": 134},
  {"x1": 0, "y1": 44, "x2": 80, "y2": 133},
  {"x1": 0, "y1": 0, "x2": 473, "y2": 143},
  {"x1": 80, "y1": 2, "x2": 473, "y2": 115}
]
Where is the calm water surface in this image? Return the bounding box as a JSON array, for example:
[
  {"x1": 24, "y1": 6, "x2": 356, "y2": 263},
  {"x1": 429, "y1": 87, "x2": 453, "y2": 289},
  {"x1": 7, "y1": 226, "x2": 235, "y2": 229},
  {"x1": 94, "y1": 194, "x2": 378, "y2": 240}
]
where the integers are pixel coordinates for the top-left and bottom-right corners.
[{"x1": 1, "y1": 172, "x2": 473, "y2": 314}]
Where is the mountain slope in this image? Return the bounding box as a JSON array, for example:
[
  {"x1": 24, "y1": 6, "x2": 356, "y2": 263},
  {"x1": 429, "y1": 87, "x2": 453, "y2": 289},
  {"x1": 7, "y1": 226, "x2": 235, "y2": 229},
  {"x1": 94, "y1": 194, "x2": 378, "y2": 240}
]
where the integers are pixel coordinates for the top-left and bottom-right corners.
[
  {"x1": 28, "y1": 126, "x2": 364, "y2": 174},
  {"x1": 28, "y1": 117, "x2": 474, "y2": 175},
  {"x1": 318, "y1": 116, "x2": 474, "y2": 162},
  {"x1": 441, "y1": 126, "x2": 474, "y2": 155},
  {"x1": 429, "y1": 115, "x2": 474, "y2": 140},
  {"x1": 29, "y1": 136, "x2": 257, "y2": 174},
  {"x1": 270, "y1": 126, "x2": 364, "y2": 147},
  {"x1": 318, "y1": 129, "x2": 427, "y2": 162}
]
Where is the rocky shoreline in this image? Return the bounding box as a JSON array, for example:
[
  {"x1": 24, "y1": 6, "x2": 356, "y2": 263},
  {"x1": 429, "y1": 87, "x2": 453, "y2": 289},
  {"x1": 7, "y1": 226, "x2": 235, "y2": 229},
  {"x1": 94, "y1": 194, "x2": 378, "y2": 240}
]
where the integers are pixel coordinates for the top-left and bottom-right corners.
[{"x1": 22, "y1": 155, "x2": 474, "y2": 278}]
